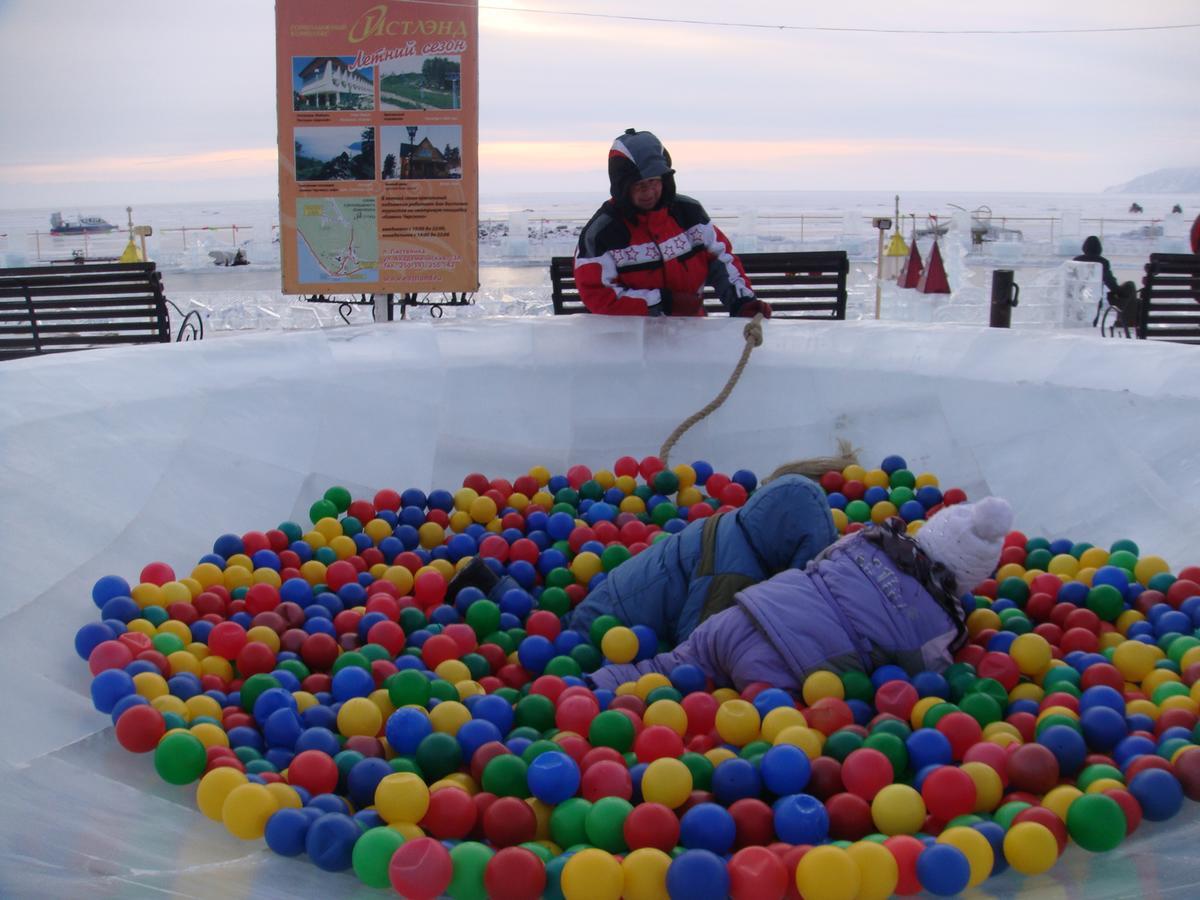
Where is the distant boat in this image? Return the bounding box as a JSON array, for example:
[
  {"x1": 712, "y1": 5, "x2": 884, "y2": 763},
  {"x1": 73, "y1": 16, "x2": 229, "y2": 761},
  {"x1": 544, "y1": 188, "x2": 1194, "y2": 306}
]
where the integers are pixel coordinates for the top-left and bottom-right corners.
[{"x1": 49, "y1": 212, "x2": 117, "y2": 235}]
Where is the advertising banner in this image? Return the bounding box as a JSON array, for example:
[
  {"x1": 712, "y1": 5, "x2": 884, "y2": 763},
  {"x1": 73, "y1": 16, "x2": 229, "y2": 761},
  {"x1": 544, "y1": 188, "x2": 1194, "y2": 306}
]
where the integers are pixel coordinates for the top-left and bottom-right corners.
[{"x1": 276, "y1": 1, "x2": 478, "y2": 294}]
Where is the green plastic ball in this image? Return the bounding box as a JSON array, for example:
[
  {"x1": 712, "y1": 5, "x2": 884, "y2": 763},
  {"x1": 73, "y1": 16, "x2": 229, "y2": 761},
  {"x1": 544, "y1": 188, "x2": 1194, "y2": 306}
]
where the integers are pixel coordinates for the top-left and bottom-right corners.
[
  {"x1": 1066, "y1": 793, "x2": 1127, "y2": 852},
  {"x1": 153, "y1": 731, "x2": 208, "y2": 785}
]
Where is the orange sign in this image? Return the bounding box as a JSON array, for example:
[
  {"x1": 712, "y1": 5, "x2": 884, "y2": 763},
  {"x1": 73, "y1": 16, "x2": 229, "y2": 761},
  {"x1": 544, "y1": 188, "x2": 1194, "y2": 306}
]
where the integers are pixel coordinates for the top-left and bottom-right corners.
[{"x1": 276, "y1": 0, "x2": 478, "y2": 294}]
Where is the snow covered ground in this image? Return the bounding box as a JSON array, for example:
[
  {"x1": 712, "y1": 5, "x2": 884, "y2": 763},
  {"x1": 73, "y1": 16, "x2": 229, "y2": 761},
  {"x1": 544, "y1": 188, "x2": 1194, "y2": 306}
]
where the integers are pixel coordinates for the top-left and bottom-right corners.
[{"x1": 2, "y1": 316, "x2": 1200, "y2": 897}]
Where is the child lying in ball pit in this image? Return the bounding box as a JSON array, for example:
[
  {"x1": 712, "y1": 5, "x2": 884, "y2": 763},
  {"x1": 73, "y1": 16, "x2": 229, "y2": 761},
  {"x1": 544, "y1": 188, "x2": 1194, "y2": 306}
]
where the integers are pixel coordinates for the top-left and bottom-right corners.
[{"x1": 586, "y1": 494, "x2": 1013, "y2": 695}]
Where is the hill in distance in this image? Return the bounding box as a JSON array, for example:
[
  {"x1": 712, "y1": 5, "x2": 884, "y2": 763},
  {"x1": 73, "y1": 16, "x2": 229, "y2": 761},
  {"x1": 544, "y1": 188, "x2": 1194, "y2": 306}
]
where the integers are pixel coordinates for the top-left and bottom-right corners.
[{"x1": 1105, "y1": 166, "x2": 1200, "y2": 194}]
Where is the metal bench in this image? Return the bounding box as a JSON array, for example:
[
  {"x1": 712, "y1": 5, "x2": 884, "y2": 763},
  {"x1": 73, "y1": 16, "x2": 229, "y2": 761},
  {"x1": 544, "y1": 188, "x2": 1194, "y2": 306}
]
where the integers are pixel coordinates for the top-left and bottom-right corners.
[
  {"x1": 0, "y1": 262, "x2": 200, "y2": 361},
  {"x1": 1137, "y1": 253, "x2": 1200, "y2": 344},
  {"x1": 550, "y1": 250, "x2": 849, "y2": 319}
]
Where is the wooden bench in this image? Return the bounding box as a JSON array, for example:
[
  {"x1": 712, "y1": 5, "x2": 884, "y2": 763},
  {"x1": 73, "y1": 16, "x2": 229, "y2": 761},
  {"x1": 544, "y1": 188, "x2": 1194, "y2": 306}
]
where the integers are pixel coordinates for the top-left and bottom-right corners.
[
  {"x1": 1137, "y1": 253, "x2": 1200, "y2": 344},
  {"x1": 550, "y1": 250, "x2": 849, "y2": 319},
  {"x1": 0, "y1": 262, "x2": 200, "y2": 361}
]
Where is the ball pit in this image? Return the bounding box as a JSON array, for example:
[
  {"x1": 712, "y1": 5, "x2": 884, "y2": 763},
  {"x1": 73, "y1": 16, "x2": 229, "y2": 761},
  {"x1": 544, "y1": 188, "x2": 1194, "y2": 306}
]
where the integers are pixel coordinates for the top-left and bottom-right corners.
[{"x1": 69, "y1": 453, "x2": 1200, "y2": 898}]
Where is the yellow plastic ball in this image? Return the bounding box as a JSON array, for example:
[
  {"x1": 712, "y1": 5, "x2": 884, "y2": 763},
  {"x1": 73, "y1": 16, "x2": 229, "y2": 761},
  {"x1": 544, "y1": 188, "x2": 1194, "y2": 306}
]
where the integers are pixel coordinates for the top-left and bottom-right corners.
[
  {"x1": 937, "y1": 826, "x2": 994, "y2": 889},
  {"x1": 453, "y1": 487, "x2": 479, "y2": 511},
  {"x1": 301, "y1": 531, "x2": 327, "y2": 550},
  {"x1": 1046, "y1": 553, "x2": 1080, "y2": 577},
  {"x1": 190, "y1": 562, "x2": 225, "y2": 588},
  {"x1": 222, "y1": 565, "x2": 253, "y2": 591},
  {"x1": 1133, "y1": 555, "x2": 1169, "y2": 585},
  {"x1": 190, "y1": 722, "x2": 230, "y2": 749},
  {"x1": 1078, "y1": 546, "x2": 1109, "y2": 569},
  {"x1": 641, "y1": 758, "x2": 693, "y2": 809},
  {"x1": 914, "y1": 472, "x2": 939, "y2": 488},
  {"x1": 381, "y1": 566, "x2": 414, "y2": 594},
  {"x1": 842, "y1": 464, "x2": 867, "y2": 482},
  {"x1": 133, "y1": 671, "x2": 169, "y2": 700},
  {"x1": 299, "y1": 560, "x2": 327, "y2": 585},
  {"x1": 430, "y1": 700, "x2": 471, "y2": 735},
  {"x1": 221, "y1": 782, "x2": 279, "y2": 840},
  {"x1": 634, "y1": 673, "x2": 672, "y2": 701},
  {"x1": 761, "y1": 706, "x2": 808, "y2": 743},
  {"x1": 572, "y1": 551, "x2": 603, "y2": 585},
  {"x1": 337, "y1": 696, "x2": 383, "y2": 737},
  {"x1": 870, "y1": 501, "x2": 898, "y2": 524},
  {"x1": 870, "y1": 784, "x2": 926, "y2": 835},
  {"x1": 773, "y1": 725, "x2": 824, "y2": 759},
  {"x1": 959, "y1": 761, "x2": 1004, "y2": 812},
  {"x1": 846, "y1": 840, "x2": 899, "y2": 900},
  {"x1": 967, "y1": 608, "x2": 1002, "y2": 637},
  {"x1": 1042, "y1": 785, "x2": 1083, "y2": 822},
  {"x1": 418, "y1": 522, "x2": 445, "y2": 549},
  {"x1": 619, "y1": 496, "x2": 646, "y2": 515},
  {"x1": 196, "y1": 766, "x2": 248, "y2": 821},
  {"x1": 593, "y1": 469, "x2": 617, "y2": 489},
  {"x1": 601, "y1": 626, "x2": 639, "y2": 664},
  {"x1": 264, "y1": 782, "x2": 303, "y2": 811},
  {"x1": 200, "y1": 655, "x2": 233, "y2": 681},
  {"x1": 831, "y1": 508, "x2": 849, "y2": 533},
  {"x1": 1112, "y1": 641, "x2": 1159, "y2": 682},
  {"x1": 185, "y1": 694, "x2": 223, "y2": 722},
  {"x1": 469, "y1": 495, "x2": 498, "y2": 524},
  {"x1": 704, "y1": 747, "x2": 737, "y2": 767},
  {"x1": 152, "y1": 695, "x2": 189, "y2": 719},
  {"x1": 562, "y1": 848, "x2": 623, "y2": 900},
  {"x1": 528, "y1": 465, "x2": 551, "y2": 486},
  {"x1": 711, "y1": 687, "x2": 739, "y2": 704},
  {"x1": 126, "y1": 619, "x2": 156, "y2": 638},
  {"x1": 1010, "y1": 633, "x2": 1052, "y2": 676},
  {"x1": 715, "y1": 699, "x2": 761, "y2": 746},
  {"x1": 167, "y1": 650, "x2": 202, "y2": 677},
  {"x1": 1003, "y1": 821, "x2": 1059, "y2": 875},
  {"x1": 621, "y1": 847, "x2": 671, "y2": 900},
  {"x1": 802, "y1": 670, "x2": 845, "y2": 705},
  {"x1": 795, "y1": 845, "x2": 861, "y2": 900},
  {"x1": 507, "y1": 492, "x2": 531, "y2": 511},
  {"x1": 375, "y1": 772, "x2": 430, "y2": 824},
  {"x1": 910, "y1": 696, "x2": 943, "y2": 729},
  {"x1": 435, "y1": 659, "x2": 471, "y2": 685},
  {"x1": 614, "y1": 475, "x2": 638, "y2": 495},
  {"x1": 328, "y1": 535, "x2": 357, "y2": 560},
  {"x1": 995, "y1": 562, "x2": 1028, "y2": 582},
  {"x1": 862, "y1": 468, "x2": 889, "y2": 488},
  {"x1": 246, "y1": 625, "x2": 281, "y2": 652},
  {"x1": 643, "y1": 699, "x2": 688, "y2": 736}
]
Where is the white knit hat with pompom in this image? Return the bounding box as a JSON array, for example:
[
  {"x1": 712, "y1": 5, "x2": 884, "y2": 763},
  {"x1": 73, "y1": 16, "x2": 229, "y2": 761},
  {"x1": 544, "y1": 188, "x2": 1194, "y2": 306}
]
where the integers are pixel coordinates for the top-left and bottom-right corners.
[{"x1": 914, "y1": 496, "x2": 1013, "y2": 593}]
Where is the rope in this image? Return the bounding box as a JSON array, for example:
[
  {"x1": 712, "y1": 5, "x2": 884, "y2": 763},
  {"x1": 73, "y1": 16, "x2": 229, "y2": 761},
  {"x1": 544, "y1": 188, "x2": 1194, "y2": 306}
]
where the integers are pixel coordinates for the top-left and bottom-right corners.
[{"x1": 658, "y1": 314, "x2": 764, "y2": 467}]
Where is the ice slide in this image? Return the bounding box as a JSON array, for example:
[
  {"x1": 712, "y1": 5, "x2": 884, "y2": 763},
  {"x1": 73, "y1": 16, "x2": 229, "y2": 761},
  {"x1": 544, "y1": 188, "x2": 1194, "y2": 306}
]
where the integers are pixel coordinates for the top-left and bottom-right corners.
[{"x1": 2, "y1": 316, "x2": 1199, "y2": 898}]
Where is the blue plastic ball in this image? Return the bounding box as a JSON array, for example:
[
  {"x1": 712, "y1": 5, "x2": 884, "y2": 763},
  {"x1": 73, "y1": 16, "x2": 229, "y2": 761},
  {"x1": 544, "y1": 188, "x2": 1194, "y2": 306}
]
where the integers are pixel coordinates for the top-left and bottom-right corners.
[
  {"x1": 1080, "y1": 706, "x2": 1128, "y2": 752},
  {"x1": 528, "y1": 750, "x2": 581, "y2": 804},
  {"x1": 1129, "y1": 768, "x2": 1184, "y2": 821},
  {"x1": 1037, "y1": 725, "x2": 1088, "y2": 776},
  {"x1": 264, "y1": 807, "x2": 320, "y2": 856},
  {"x1": 75, "y1": 621, "x2": 116, "y2": 660},
  {"x1": 669, "y1": 664, "x2": 707, "y2": 696},
  {"x1": 90, "y1": 668, "x2": 136, "y2": 714},
  {"x1": 667, "y1": 849, "x2": 730, "y2": 900},
  {"x1": 304, "y1": 812, "x2": 359, "y2": 871},
  {"x1": 906, "y1": 728, "x2": 953, "y2": 771},
  {"x1": 712, "y1": 757, "x2": 761, "y2": 806},
  {"x1": 917, "y1": 843, "x2": 971, "y2": 896},
  {"x1": 92, "y1": 574, "x2": 132, "y2": 609},
  {"x1": 773, "y1": 793, "x2": 829, "y2": 845},
  {"x1": 760, "y1": 745, "x2": 812, "y2": 796},
  {"x1": 679, "y1": 803, "x2": 736, "y2": 854}
]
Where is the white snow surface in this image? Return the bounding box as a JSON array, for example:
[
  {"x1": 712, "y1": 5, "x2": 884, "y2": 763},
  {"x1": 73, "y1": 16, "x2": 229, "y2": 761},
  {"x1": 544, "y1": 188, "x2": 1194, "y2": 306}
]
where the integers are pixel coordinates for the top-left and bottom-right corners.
[{"x1": 2, "y1": 316, "x2": 1200, "y2": 897}]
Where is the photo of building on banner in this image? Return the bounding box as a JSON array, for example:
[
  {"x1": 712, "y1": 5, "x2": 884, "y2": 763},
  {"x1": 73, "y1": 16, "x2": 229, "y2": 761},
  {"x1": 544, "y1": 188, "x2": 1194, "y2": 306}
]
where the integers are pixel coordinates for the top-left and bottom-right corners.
[{"x1": 275, "y1": 0, "x2": 478, "y2": 294}]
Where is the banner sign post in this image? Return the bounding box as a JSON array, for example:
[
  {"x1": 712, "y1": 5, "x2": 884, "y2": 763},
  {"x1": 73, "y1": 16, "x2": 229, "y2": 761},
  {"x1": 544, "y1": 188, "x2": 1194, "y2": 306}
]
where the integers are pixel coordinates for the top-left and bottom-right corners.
[{"x1": 275, "y1": 0, "x2": 478, "y2": 295}]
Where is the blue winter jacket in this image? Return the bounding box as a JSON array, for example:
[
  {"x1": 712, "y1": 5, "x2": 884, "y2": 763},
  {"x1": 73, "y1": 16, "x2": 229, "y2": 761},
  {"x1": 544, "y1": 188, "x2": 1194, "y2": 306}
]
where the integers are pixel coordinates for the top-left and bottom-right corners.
[
  {"x1": 589, "y1": 530, "x2": 968, "y2": 695},
  {"x1": 564, "y1": 474, "x2": 836, "y2": 644}
]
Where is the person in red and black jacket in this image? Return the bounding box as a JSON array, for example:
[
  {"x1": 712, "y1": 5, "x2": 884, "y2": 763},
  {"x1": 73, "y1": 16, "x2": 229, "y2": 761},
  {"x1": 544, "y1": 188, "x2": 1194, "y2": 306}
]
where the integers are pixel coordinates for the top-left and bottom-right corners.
[{"x1": 573, "y1": 129, "x2": 771, "y2": 318}]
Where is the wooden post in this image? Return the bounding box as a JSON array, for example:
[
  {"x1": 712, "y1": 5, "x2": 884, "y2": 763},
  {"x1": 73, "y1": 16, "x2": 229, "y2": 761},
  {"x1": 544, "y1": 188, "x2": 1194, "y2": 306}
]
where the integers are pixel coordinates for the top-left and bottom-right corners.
[{"x1": 875, "y1": 225, "x2": 885, "y2": 320}]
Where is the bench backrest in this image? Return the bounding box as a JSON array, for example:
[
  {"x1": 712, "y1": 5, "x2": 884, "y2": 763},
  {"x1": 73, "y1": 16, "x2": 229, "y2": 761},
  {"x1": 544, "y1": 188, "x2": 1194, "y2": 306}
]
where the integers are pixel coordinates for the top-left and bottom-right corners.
[
  {"x1": 0, "y1": 262, "x2": 170, "y2": 361},
  {"x1": 1138, "y1": 253, "x2": 1200, "y2": 344},
  {"x1": 551, "y1": 251, "x2": 849, "y2": 319}
]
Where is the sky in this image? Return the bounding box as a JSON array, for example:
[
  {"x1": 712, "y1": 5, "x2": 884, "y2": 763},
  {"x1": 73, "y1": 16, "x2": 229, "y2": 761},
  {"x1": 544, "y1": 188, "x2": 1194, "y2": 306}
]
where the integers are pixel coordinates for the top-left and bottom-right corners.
[{"x1": 0, "y1": 0, "x2": 1197, "y2": 207}]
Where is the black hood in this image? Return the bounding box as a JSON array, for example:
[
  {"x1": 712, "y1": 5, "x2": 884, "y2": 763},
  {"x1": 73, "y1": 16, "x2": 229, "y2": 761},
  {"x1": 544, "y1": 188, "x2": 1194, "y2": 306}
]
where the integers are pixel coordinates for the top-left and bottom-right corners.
[
  {"x1": 1082, "y1": 235, "x2": 1103, "y2": 256},
  {"x1": 608, "y1": 128, "x2": 677, "y2": 218}
]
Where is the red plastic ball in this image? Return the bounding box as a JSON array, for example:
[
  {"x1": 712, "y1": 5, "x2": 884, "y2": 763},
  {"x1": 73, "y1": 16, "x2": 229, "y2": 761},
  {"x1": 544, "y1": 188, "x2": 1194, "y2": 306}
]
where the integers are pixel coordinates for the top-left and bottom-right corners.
[
  {"x1": 729, "y1": 845, "x2": 788, "y2": 900},
  {"x1": 207, "y1": 622, "x2": 247, "y2": 660},
  {"x1": 139, "y1": 561, "x2": 176, "y2": 586},
  {"x1": 88, "y1": 640, "x2": 134, "y2": 676},
  {"x1": 422, "y1": 787, "x2": 477, "y2": 844},
  {"x1": 1101, "y1": 787, "x2": 1142, "y2": 834},
  {"x1": 580, "y1": 759, "x2": 632, "y2": 802},
  {"x1": 301, "y1": 633, "x2": 339, "y2": 670},
  {"x1": 633, "y1": 725, "x2": 685, "y2": 763},
  {"x1": 840, "y1": 748, "x2": 894, "y2": 802},
  {"x1": 421, "y1": 634, "x2": 461, "y2": 669},
  {"x1": 806, "y1": 697, "x2": 854, "y2": 736},
  {"x1": 555, "y1": 694, "x2": 600, "y2": 735},
  {"x1": 484, "y1": 847, "x2": 546, "y2": 900},
  {"x1": 236, "y1": 642, "x2": 276, "y2": 677},
  {"x1": 389, "y1": 837, "x2": 453, "y2": 900},
  {"x1": 114, "y1": 704, "x2": 166, "y2": 753},
  {"x1": 681, "y1": 692, "x2": 719, "y2": 735},
  {"x1": 729, "y1": 797, "x2": 775, "y2": 848},
  {"x1": 483, "y1": 796, "x2": 537, "y2": 847},
  {"x1": 921, "y1": 765, "x2": 977, "y2": 822},
  {"x1": 366, "y1": 621, "x2": 406, "y2": 655},
  {"x1": 525, "y1": 610, "x2": 561, "y2": 641},
  {"x1": 874, "y1": 680, "x2": 919, "y2": 720},
  {"x1": 623, "y1": 801, "x2": 679, "y2": 852},
  {"x1": 288, "y1": 749, "x2": 338, "y2": 795},
  {"x1": 884, "y1": 834, "x2": 925, "y2": 895},
  {"x1": 1006, "y1": 742, "x2": 1060, "y2": 795},
  {"x1": 935, "y1": 712, "x2": 983, "y2": 761},
  {"x1": 825, "y1": 791, "x2": 874, "y2": 841},
  {"x1": 806, "y1": 756, "x2": 844, "y2": 800}
]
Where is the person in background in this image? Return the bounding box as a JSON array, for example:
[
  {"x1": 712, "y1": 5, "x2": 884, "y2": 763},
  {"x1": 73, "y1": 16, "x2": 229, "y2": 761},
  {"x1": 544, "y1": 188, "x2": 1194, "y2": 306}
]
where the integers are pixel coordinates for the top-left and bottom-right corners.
[
  {"x1": 573, "y1": 129, "x2": 771, "y2": 318},
  {"x1": 1076, "y1": 235, "x2": 1121, "y2": 328},
  {"x1": 588, "y1": 496, "x2": 1014, "y2": 694}
]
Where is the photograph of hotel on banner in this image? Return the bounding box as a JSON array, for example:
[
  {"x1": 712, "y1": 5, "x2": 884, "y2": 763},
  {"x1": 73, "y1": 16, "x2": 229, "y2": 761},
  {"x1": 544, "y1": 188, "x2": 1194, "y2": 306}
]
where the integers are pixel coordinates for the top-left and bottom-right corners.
[
  {"x1": 379, "y1": 53, "x2": 462, "y2": 110},
  {"x1": 291, "y1": 56, "x2": 375, "y2": 111},
  {"x1": 381, "y1": 126, "x2": 462, "y2": 181}
]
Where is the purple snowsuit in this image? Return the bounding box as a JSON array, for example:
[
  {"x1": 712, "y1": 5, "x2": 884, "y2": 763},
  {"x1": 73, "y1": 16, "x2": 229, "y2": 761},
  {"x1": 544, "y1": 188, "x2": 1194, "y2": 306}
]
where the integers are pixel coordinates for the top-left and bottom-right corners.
[{"x1": 589, "y1": 530, "x2": 964, "y2": 694}]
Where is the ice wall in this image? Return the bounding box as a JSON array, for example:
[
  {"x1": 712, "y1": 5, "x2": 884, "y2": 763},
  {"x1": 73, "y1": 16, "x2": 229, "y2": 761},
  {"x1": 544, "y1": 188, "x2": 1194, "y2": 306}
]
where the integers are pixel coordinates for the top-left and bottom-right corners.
[{"x1": 2, "y1": 317, "x2": 1200, "y2": 897}]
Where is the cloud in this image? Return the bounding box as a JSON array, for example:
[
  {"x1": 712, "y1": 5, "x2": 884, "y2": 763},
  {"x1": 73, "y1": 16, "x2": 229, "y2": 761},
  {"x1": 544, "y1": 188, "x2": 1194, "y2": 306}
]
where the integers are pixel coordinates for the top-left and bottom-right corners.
[{"x1": 0, "y1": 148, "x2": 278, "y2": 184}]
